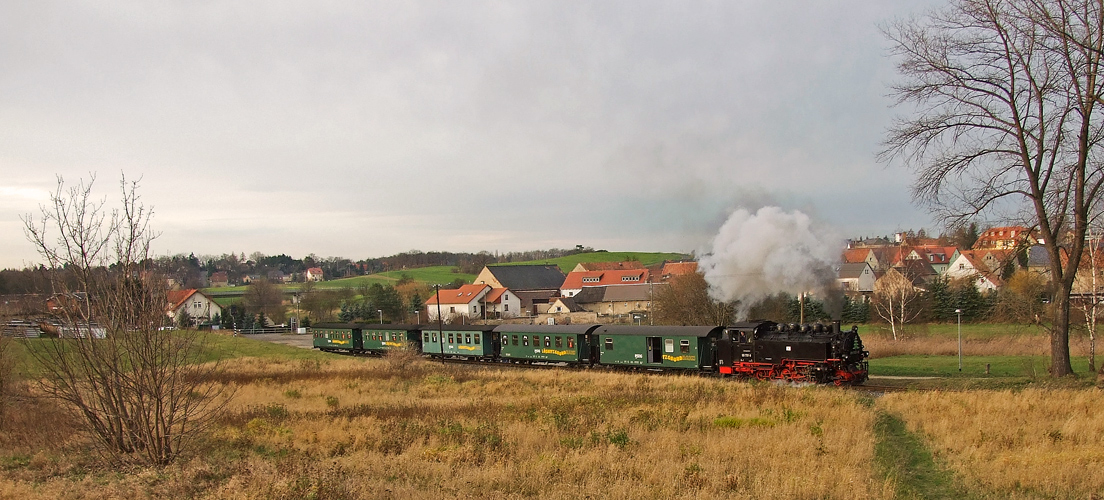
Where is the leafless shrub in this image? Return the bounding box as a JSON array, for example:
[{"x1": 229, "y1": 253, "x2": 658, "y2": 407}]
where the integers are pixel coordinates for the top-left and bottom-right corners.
[
  {"x1": 384, "y1": 341, "x2": 424, "y2": 374},
  {"x1": 21, "y1": 175, "x2": 230, "y2": 466}
]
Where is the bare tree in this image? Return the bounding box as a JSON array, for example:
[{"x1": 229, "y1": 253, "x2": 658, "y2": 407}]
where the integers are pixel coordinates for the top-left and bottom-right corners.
[
  {"x1": 653, "y1": 273, "x2": 733, "y2": 326},
  {"x1": 872, "y1": 269, "x2": 925, "y2": 341},
  {"x1": 242, "y1": 278, "x2": 284, "y2": 324},
  {"x1": 883, "y1": 0, "x2": 1104, "y2": 376},
  {"x1": 22, "y1": 175, "x2": 228, "y2": 466}
]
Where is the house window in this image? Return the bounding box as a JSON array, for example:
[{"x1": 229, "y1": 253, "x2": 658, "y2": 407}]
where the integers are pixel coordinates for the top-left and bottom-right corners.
[
  {"x1": 504, "y1": 294, "x2": 509, "y2": 300},
  {"x1": 680, "y1": 340, "x2": 691, "y2": 353},
  {"x1": 556, "y1": 306, "x2": 562, "y2": 312},
  {"x1": 604, "y1": 338, "x2": 613, "y2": 350},
  {"x1": 450, "y1": 306, "x2": 455, "y2": 313},
  {"x1": 959, "y1": 263, "x2": 965, "y2": 270},
  {"x1": 504, "y1": 304, "x2": 509, "y2": 311},
  {"x1": 621, "y1": 276, "x2": 639, "y2": 282}
]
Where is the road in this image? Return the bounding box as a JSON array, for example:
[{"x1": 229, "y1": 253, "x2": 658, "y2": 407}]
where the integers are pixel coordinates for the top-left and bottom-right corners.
[{"x1": 241, "y1": 332, "x2": 315, "y2": 349}]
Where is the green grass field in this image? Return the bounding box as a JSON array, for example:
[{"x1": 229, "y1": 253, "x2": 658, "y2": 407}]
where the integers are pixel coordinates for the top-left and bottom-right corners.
[
  {"x1": 863, "y1": 322, "x2": 1049, "y2": 339},
  {"x1": 500, "y1": 251, "x2": 690, "y2": 272}
]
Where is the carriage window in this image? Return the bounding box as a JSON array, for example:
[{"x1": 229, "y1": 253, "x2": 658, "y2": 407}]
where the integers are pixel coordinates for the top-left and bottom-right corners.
[
  {"x1": 432, "y1": 332, "x2": 438, "y2": 342},
  {"x1": 567, "y1": 337, "x2": 575, "y2": 348},
  {"x1": 512, "y1": 334, "x2": 518, "y2": 346},
  {"x1": 523, "y1": 336, "x2": 529, "y2": 346},
  {"x1": 664, "y1": 339, "x2": 674, "y2": 353},
  {"x1": 474, "y1": 333, "x2": 481, "y2": 344},
  {"x1": 423, "y1": 332, "x2": 429, "y2": 342},
  {"x1": 555, "y1": 336, "x2": 562, "y2": 348},
  {"x1": 465, "y1": 333, "x2": 471, "y2": 344},
  {"x1": 605, "y1": 338, "x2": 613, "y2": 350},
  {"x1": 448, "y1": 333, "x2": 454, "y2": 344},
  {"x1": 680, "y1": 340, "x2": 691, "y2": 353},
  {"x1": 544, "y1": 336, "x2": 551, "y2": 347}
]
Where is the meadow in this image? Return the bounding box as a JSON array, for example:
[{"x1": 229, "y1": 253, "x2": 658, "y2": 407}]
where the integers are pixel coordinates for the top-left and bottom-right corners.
[{"x1": 1, "y1": 328, "x2": 1102, "y2": 499}]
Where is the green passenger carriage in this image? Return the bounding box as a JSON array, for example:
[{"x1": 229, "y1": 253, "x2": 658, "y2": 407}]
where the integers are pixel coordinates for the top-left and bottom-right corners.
[
  {"x1": 420, "y1": 325, "x2": 498, "y2": 359},
  {"x1": 494, "y1": 324, "x2": 600, "y2": 364},
  {"x1": 593, "y1": 325, "x2": 723, "y2": 371},
  {"x1": 312, "y1": 323, "x2": 361, "y2": 353},
  {"x1": 312, "y1": 323, "x2": 422, "y2": 355}
]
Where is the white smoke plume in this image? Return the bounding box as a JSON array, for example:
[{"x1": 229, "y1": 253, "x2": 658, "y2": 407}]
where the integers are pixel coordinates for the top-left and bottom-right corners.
[{"x1": 698, "y1": 206, "x2": 842, "y2": 318}]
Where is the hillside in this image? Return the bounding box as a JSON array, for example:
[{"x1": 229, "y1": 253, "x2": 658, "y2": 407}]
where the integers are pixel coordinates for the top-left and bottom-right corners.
[{"x1": 495, "y1": 251, "x2": 691, "y2": 273}]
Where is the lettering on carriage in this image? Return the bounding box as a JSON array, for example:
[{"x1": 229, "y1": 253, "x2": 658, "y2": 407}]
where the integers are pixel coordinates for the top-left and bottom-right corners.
[
  {"x1": 662, "y1": 354, "x2": 696, "y2": 362},
  {"x1": 634, "y1": 354, "x2": 643, "y2": 359},
  {"x1": 541, "y1": 349, "x2": 576, "y2": 356},
  {"x1": 457, "y1": 345, "x2": 479, "y2": 351},
  {"x1": 383, "y1": 341, "x2": 403, "y2": 347}
]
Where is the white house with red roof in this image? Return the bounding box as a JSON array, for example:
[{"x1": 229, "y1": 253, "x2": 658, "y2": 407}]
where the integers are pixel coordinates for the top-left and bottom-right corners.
[
  {"x1": 305, "y1": 267, "x2": 324, "y2": 282},
  {"x1": 166, "y1": 289, "x2": 222, "y2": 325},
  {"x1": 482, "y1": 287, "x2": 520, "y2": 319},
  {"x1": 560, "y1": 269, "x2": 650, "y2": 297},
  {"x1": 946, "y1": 251, "x2": 1002, "y2": 291},
  {"x1": 425, "y1": 284, "x2": 492, "y2": 321}
]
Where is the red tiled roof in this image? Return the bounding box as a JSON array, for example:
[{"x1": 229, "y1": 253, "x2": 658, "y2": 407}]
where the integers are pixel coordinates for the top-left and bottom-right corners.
[
  {"x1": 659, "y1": 262, "x2": 698, "y2": 277},
  {"x1": 166, "y1": 289, "x2": 198, "y2": 311},
  {"x1": 484, "y1": 287, "x2": 509, "y2": 304},
  {"x1": 425, "y1": 284, "x2": 490, "y2": 305},
  {"x1": 842, "y1": 248, "x2": 872, "y2": 264},
  {"x1": 561, "y1": 269, "x2": 649, "y2": 290}
]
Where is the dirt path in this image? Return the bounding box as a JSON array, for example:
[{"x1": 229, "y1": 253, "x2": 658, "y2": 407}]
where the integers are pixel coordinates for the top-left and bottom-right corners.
[{"x1": 240, "y1": 332, "x2": 315, "y2": 349}]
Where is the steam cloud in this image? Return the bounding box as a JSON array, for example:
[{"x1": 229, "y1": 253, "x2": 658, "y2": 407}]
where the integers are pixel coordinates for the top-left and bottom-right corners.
[{"x1": 698, "y1": 206, "x2": 842, "y2": 318}]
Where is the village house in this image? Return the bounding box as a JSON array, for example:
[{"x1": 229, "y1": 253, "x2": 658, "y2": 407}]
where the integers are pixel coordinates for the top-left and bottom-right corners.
[
  {"x1": 208, "y1": 271, "x2": 229, "y2": 287},
  {"x1": 560, "y1": 268, "x2": 650, "y2": 297},
  {"x1": 166, "y1": 289, "x2": 222, "y2": 326},
  {"x1": 305, "y1": 267, "x2": 324, "y2": 282},
  {"x1": 945, "y1": 251, "x2": 1002, "y2": 292},
  {"x1": 473, "y1": 265, "x2": 566, "y2": 316},
  {"x1": 482, "y1": 287, "x2": 520, "y2": 319},
  {"x1": 973, "y1": 226, "x2": 1037, "y2": 250},
  {"x1": 656, "y1": 261, "x2": 698, "y2": 282},
  {"x1": 837, "y1": 262, "x2": 875, "y2": 295},
  {"x1": 425, "y1": 284, "x2": 491, "y2": 321}
]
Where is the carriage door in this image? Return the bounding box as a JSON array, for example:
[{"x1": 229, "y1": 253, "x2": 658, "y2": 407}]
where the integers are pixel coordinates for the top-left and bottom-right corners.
[{"x1": 646, "y1": 337, "x2": 663, "y2": 364}]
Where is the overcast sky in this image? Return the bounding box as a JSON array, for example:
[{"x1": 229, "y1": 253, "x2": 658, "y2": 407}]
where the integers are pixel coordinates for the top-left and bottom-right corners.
[{"x1": 0, "y1": 1, "x2": 945, "y2": 269}]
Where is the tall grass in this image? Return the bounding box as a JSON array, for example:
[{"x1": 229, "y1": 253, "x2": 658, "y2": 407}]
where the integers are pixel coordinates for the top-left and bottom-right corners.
[
  {"x1": 1, "y1": 356, "x2": 885, "y2": 499},
  {"x1": 880, "y1": 389, "x2": 1104, "y2": 498}
]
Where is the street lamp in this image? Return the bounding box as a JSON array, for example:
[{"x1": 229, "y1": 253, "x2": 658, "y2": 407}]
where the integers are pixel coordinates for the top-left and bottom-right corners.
[
  {"x1": 955, "y1": 308, "x2": 963, "y2": 371},
  {"x1": 378, "y1": 309, "x2": 383, "y2": 324}
]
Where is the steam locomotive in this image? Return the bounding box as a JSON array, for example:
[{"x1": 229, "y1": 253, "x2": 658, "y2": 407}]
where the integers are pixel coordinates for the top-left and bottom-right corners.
[{"x1": 312, "y1": 320, "x2": 868, "y2": 385}]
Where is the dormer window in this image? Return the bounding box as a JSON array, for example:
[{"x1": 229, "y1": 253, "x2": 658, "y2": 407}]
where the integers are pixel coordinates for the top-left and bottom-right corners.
[{"x1": 621, "y1": 276, "x2": 640, "y2": 282}]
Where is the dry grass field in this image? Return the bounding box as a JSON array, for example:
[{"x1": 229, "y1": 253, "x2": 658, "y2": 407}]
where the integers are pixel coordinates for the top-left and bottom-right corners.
[
  {"x1": 880, "y1": 389, "x2": 1104, "y2": 499},
  {"x1": 2, "y1": 332, "x2": 1103, "y2": 499},
  {"x1": 0, "y1": 354, "x2": 887, "y2": 499}
]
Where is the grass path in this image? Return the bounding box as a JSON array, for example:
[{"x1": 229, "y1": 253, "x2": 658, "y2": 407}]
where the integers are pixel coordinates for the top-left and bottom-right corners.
[{"x1": 874, "y1": 409, "x2": 969, "y2": 499}]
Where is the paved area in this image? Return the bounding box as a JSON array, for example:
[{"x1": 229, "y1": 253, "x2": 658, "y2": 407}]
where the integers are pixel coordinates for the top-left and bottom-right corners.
[{"x1": 241, "y1": 332, "x2": 315, "y2": 349}]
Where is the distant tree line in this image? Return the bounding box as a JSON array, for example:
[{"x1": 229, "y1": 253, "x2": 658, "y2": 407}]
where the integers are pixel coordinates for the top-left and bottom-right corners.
[{"x1": 1, "y1": 246, "x2": 600, "y2": 294}]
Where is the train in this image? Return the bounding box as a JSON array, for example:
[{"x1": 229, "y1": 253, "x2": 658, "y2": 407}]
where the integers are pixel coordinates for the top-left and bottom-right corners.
[{"x1": 311, "y1": 320, "x2": 869, "y2": 385}]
